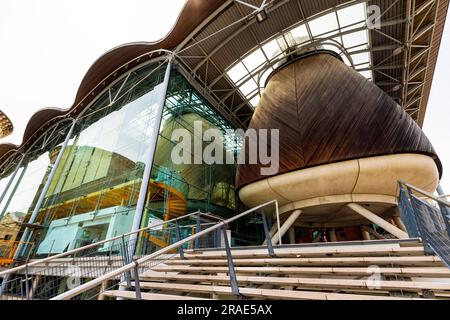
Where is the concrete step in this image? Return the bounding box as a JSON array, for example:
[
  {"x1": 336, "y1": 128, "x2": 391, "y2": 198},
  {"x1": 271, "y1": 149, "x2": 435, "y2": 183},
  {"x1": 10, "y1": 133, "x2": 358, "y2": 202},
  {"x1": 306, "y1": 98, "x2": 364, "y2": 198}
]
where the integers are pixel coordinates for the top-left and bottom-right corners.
[
  {"x1": 166, "y1": 256, "x2": 443, "y2": 267},
  {"x1": 183, "y1": 245, "x2": 426, "y2": 259},
  {"x1": 151, "y1": 265, "x2": 450, "y2": 277},
  {"x1": 102, "y1": 290, "x2": 210, "y2": 300},
  {"x1": 139, "y1": 273, "x2": 450, "y2": 293},
  {"x1": 130, "y1": 281, "x2": 427, "y2": 300}
]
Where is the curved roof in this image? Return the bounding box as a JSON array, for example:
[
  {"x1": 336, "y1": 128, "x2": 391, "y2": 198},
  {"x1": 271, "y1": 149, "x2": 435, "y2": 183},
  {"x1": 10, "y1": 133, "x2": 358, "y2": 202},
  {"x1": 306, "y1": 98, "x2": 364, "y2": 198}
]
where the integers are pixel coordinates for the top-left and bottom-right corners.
[{"x1": 0, "y1": 0, "x2": 448, "y2": 164}]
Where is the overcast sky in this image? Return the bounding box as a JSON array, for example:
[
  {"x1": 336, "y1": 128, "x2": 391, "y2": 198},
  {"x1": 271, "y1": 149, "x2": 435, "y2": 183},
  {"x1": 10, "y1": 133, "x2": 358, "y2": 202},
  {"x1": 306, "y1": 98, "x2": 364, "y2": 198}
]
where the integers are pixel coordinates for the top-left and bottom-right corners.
[{"x1": 0, "y1": 1, "x2": 449, "y2": 191}]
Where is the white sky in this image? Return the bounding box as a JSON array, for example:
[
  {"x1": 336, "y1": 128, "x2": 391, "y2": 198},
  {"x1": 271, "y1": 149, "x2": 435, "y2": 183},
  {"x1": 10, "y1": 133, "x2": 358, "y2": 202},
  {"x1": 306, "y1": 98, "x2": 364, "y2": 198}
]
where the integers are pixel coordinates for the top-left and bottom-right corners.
[
  {"x1": 0, "y1": 0, "x2": 448, "y2": 191},
  {"x1": 0, "y1": 0, "x2": 186, "y2": 142},
  {"x1": 422, "y1": 16, "x2": 450, "y2": 192}
]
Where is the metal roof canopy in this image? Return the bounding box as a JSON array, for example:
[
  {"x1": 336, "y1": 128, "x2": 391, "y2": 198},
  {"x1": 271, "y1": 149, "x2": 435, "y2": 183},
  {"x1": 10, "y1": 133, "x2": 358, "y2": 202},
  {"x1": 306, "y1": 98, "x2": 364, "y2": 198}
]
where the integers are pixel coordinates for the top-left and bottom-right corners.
[{"x1": 172, "y1": 0, "x2": 449, "y2": 129}]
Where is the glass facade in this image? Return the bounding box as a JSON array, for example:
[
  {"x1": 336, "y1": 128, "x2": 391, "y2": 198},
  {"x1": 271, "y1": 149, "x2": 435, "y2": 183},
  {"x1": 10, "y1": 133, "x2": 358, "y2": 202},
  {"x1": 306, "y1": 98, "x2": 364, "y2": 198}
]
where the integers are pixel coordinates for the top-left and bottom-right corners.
[
  {"x1": 147, "y1": 70, "x2": 237, "y2": 225},
  {"x1": 0, "y1": 60, "x2": 240, "y2": 259}
]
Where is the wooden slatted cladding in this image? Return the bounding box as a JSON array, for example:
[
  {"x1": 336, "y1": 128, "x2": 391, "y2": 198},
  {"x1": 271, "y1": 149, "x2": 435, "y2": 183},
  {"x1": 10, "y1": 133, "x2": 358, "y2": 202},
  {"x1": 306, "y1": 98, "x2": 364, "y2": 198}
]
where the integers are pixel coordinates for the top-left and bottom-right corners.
[{"x1": 236, "y1": 52, "x2": 442, "y2": 189}]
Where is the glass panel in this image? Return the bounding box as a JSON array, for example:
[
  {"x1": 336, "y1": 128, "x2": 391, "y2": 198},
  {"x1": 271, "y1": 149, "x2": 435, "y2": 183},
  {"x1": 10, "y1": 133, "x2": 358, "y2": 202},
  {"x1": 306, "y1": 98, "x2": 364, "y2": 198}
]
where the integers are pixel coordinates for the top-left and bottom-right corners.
[
  {"x1": 309, "y1": 12, "x2": 339, "y2": 37},
  {"x1": 262, "y1": 39, "x2": 281, "y2": 60},
  {"x1": 250, "y1": 95, "x2": 261, "y2": 108},
  {"x1": 0, "y1": 62, "x2": 167, "y2": 257},
  {"x1": 34, "y1": 63, "x2": 167, "y2": 255},
  {"x1": 239, "y1": 79, "x2": 258, "y2": 96},
  {"x1": 291, "y1": 24, "x2": 309, "y2": 43},
  {"x1": 0, "y1": 156, "x2": 27, "y2": 242},
  {"x1": 0, "y1": 120, "x2": 73, "y2": 255},
  {"x1": 337, "y1": 3, "x2": 366, "y2": 28},
  {"x1": 359, "y1": 70, "x2": 372, "y2": 79},
  {"x1": 242, "y1": 49, "x2": 266, "y2": 73},
  {"x1": 227, "y1": 62, "x2": 248, "y2": 83},
  {"x1": 148, "y1": 70, "x2": 238, "y2": 236},
  {"x1": 351, "y1": 52, "x2": 370, "y2": 65},
  {"x1": 342, "y1": 30, "x2": 368, "y2": 48}
]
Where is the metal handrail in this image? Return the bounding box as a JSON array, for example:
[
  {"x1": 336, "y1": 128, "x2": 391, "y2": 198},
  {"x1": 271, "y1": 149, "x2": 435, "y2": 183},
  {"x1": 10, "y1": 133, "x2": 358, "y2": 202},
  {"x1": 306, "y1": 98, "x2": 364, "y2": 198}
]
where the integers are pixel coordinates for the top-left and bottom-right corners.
[
  {"x1": 399, "y1": 181, "x2": 450, "y2": 207},
  {"x1": 0, "y1": 210, "x2": 207, "y2": 277},
  {"x1": 51, "y1": 199, "x2": 279, "y2": 300}
]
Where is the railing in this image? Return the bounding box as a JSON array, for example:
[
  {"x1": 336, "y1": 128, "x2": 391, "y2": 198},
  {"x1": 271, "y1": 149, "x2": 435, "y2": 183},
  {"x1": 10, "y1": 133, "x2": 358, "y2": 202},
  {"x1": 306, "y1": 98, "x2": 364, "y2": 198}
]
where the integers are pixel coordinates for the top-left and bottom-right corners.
[
  {"x1": 398, "y1": 181, "x2": 450, "y2": 268},
  {"x1": 49, "y1": 199, "x2": 279, "y2": 300},
  {"x1": 0, "y1": 210, "x2": 227, "y2": 300}
]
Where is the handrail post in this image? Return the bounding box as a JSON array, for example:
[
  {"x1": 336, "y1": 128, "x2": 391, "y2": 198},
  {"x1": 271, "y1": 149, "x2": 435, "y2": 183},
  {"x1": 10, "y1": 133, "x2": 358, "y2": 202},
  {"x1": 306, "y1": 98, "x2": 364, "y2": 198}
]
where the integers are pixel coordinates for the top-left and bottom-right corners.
[
  {"x1": 261, "y1": 211, "x2": 276, "y2": 257},
  {"x1": 133, "y1": 263, "x2": 142, "y2": 300},
  {"x1": 24, "y1": 263, "x2": 30, "y2": 300},
  {"x1": 215, "y1": 228, "x2": 221, "y2": 248},
  {"x1": 121, "y1": 236, "x2": 132, "y2": 288},
  {"x1": 221, "y1": 224, "x2": 240, "y2": 297},
  {"x1": 194, "y1": 211, "x2": 201, "y2": 250},
  {"x1": 175, "y1": 221, "x2": 185, "y2": 259}
]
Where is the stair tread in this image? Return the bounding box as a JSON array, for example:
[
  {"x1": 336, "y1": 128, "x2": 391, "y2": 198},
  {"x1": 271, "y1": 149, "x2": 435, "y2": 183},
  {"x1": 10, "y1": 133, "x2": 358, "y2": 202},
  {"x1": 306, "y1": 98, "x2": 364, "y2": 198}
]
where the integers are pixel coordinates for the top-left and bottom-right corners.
[
  {"x1": 151, "y1": 265, "x2": 450, "y2": 277},
  {"x1": 102, "y1": 290, "x2": 210, "y2": 300},
  {"x1": 183, "y1": 246, "x2": 425, "y2": 259},
  {"x1": 130, "y1": 281, "x2": 426, "y2": 300},
  {"x1": 166, "y1": 256, "x2": 442, "y2": 266},
  {"x1": 139, "y1": 274, "x2": 450, "y2": 291}
]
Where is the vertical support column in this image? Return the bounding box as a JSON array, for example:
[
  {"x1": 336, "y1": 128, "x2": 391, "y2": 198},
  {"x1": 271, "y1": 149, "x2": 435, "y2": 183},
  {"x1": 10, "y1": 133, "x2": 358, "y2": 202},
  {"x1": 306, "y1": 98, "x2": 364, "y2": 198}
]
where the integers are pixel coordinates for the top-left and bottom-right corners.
[
  {"x1": 329, "y1": 228, "x2": 337, "y2": 242},
  {"x1": 361, "y1": 226, "x2": 371, "y2": 240},
  {"x1": 129, "y1": 57, "x2": 173, "y2": 256},
  {"x1": 0, "y1": 153, "x2": 25, "y2": 207},
  {"x1": 288, "y1": 227, "x2": 296, "y2": 244},
  {"x1": 15, "y1": 119, "x2": 77, "y2": 259}
]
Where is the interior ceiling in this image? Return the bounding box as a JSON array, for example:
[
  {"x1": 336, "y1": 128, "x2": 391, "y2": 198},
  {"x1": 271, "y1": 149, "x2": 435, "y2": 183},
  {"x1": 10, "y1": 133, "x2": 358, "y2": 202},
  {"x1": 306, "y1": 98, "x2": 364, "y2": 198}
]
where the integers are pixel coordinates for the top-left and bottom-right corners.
[{"x1": 174, "y1": 0, "x2": 449, "y2": 129}]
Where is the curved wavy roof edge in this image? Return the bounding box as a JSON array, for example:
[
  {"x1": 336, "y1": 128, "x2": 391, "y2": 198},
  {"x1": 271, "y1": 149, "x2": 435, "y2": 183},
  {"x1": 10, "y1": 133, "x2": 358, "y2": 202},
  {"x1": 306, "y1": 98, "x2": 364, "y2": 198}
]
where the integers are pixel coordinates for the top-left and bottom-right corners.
[{"x1": 0, "y1": 0, "x2": 227, "y2": 163}]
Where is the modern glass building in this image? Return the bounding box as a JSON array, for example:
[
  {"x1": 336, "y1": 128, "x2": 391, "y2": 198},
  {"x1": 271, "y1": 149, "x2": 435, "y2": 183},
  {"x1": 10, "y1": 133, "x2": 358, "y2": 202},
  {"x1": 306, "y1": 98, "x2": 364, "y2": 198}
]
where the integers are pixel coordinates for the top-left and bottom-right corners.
[
  {"x1": 0, "y1": 0, "x2": 449, "y2": 300},
  {"x1": 0, "y1": 60, "x2": 244, "y2": 259}
]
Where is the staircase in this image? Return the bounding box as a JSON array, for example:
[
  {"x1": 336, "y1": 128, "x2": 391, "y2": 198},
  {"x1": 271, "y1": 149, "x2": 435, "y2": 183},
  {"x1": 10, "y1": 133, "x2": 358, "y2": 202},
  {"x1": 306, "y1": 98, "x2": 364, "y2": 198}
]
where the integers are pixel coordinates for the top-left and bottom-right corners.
[{"x1": 102, "y1": 238, "x2": 450, "y2": 300}]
